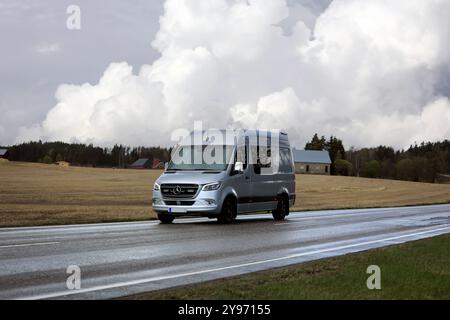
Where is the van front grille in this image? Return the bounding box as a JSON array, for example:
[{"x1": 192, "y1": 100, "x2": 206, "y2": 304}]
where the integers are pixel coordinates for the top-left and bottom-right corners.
[
  {"x1": 164, "y1": 200, "x2": 195, "y2": 206},
  {"x1": 160, "y1": 184, "x2": 199, "y2": 199}
]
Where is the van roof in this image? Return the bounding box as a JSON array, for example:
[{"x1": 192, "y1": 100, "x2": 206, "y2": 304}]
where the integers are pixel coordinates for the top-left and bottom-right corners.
[{"x1": 178, "y1": 129, "x2": 290, "y2": 147}]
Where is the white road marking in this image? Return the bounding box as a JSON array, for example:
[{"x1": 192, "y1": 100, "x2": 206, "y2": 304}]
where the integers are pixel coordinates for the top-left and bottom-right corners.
[
  {"x1": 17, "y1": 225, "x2": 450, "y2": 300},
  {"x1": 0, "y1": 241, "x2": 60, "y2": 249},
  {"x1": 3, "y1": 204, "x2": 447, "y2": 232},
  {"x1": 275, "y1": 209, "x2": 447, "y2": 225}
]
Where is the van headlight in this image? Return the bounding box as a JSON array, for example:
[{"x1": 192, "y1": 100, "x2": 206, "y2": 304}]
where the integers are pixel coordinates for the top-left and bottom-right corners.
[
  {"x1": 202, "y1": 182, "x2": 221, "y2": 191},
  {"x1": 153, "y1": 182, "x2": 160, "y2": 191}
]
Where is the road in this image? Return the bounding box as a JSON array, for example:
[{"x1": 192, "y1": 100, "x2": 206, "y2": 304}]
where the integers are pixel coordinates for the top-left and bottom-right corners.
[{"x1": 1, "y1": 204, "x2": 450, "y2": 300}]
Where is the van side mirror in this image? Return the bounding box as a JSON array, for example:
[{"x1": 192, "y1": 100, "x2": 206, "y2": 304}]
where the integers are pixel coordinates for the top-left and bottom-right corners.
[
  {"x1": 164, "y1": 162, "x2": 169, "y2": 171},
  {"x1": 234, "y1": 161, "x2": 244, "y2": 174}
]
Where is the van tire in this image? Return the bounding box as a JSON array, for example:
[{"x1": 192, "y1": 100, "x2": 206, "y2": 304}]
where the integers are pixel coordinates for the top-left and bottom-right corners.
[
  {"x1": 218, "y1": 197, "x2": 237, "y2": 224},
  {"x1": 272, "y1": 195, "x2": 288, "y2": 221},
  {"x1": 158, "y1": 214, "x2": 175, "y2": 224}
]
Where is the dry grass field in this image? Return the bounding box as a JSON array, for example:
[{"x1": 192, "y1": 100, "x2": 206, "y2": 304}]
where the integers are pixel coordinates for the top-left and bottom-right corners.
[{"x1": 1, "y1": 161, "x2": 449, "y2": 228}]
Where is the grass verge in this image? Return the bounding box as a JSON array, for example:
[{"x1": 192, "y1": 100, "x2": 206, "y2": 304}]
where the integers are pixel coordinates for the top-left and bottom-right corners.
[{"x1": 126, "y1": 234, "x2": 450, "y2": 300}]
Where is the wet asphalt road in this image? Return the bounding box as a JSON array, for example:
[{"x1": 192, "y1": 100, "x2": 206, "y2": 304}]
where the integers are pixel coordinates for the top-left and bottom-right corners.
[{"x1": 0, "y1": 204, "x2": 449, "y2": 300}]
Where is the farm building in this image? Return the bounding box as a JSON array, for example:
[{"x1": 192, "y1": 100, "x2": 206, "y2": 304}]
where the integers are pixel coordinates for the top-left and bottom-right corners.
[
  {"x1": 293, "y1": 149, "x2": 331, "y2": 175},
  {"x1": 129, "y1": 158, "x2": 152, "y2": 169},
  {"x1": 55, "y1": 161, "x2": 70, "y2": 167},
  {"x1": 436, "y1": 174, "x2": 450, "y2": 184},
  {"x1": 0, "y1": 148, "x2": 8, "y2": 159},
  {"x1": 152, "y1": 158, "x2": 164, "y2": 169}
]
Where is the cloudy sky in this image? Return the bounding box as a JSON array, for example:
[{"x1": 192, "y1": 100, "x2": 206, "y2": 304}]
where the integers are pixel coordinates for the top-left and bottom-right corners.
[{"x1": 1, "y1": 0, "x2": 449, "y2": 149}]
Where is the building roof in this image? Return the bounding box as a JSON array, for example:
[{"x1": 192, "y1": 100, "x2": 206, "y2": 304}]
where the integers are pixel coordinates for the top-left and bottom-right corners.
[
  {"x1": 293, "y1": 149, "x2": 331, "y2": 164},
  {"x1": 0, "y1": 148, "x2": 8, "y2": 156},
  {"x1": 130, "y1": 158, "x2": 151, "y2": 167}
]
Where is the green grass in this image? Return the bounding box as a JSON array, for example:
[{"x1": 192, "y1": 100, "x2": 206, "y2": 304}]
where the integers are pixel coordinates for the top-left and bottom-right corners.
[{"x1": 127, "y1": 234, "x2": 450, "y2": 300}]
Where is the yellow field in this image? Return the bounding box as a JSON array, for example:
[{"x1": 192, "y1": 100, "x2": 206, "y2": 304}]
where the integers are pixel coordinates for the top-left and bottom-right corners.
[{"x1": 0, "y1": 161, "x2": 449, "y2": 227}]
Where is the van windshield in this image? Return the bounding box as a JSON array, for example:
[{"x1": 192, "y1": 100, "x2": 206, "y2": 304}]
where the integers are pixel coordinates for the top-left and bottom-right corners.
[{"x1": 168, "y1": 145, "x2": 234, "y2": 171}]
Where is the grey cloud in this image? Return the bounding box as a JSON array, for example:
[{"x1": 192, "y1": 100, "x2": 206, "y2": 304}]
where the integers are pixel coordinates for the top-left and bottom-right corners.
[{"x1": 0, "y1": 0, "x2": 164, "y2": 145}]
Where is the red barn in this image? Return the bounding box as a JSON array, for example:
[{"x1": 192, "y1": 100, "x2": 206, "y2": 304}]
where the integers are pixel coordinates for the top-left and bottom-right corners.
[{"x1": 152, "y1": 158, "x2": 162, "y2": 169}]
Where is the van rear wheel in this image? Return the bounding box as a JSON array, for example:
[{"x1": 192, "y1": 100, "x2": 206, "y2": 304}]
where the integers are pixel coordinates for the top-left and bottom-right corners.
[
  {"x1": 272, "y1": 195, "x2": 288, "y2": 221},
  {"x1": 218, "y1": 197, "x2": 236, "y2": 224},
  {"x1": 158, "y1": 214, "x2": 175, "y2": 224}
]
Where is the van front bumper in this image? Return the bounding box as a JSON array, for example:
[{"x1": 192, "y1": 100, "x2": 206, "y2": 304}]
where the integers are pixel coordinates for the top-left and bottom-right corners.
[{"x1": 152, "y1": 190, "x2": 221, "y2": 216}]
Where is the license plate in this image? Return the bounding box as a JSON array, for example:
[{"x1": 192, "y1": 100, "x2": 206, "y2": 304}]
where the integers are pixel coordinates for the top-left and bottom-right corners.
[{"x1": 169, "y1": 207, "x2": 187, "y2": 213}]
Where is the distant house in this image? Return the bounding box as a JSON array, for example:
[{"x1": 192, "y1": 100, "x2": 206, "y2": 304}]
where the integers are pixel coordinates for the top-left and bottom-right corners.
[
  {"x1": 293, "y1": 149, "x2": 331, "y2": 175},
  {"x1": 436, "y1": 174, "x2": 450, "y2": 184},
  {"x1": 152, "y1": 158, "x2": 164, "y2": 169},
  {"x1": 55, "y1": 161, "x2": 70, "y2": 167},
  {"x1": 129, "y1": 158, "x2": 152, "y2": 169},
  {"x1": 0, "y1": 148, "x2": 8, "y2": 159}
]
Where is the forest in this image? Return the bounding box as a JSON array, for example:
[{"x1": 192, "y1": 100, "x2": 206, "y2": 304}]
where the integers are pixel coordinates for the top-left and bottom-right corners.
[
  {"x1": 2, "y1": 141, "x2": 171, "y2": 168},
  {"x1": 304, "y1": 133, "x2": 450, "y2": 183},
  {"x1": 2, "y1": 136, "x2": 449, "y2": 183}
]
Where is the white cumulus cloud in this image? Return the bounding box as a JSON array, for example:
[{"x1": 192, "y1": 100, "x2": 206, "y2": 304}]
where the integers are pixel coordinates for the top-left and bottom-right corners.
[{"x1": 18, "y1": 0, "x2": 450, "y2": 148}]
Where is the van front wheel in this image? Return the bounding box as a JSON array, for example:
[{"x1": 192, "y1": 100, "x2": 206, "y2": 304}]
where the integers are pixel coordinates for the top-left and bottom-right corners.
[
  {"x1": 272, "y1": 196, "x2": 288, "y2": 221},
  {"x1": 158, "y1": 214, "x2": 175, "y2": 224},
  {"x1": 218, "y1": 197, "x2": 237, "y2": 224}
]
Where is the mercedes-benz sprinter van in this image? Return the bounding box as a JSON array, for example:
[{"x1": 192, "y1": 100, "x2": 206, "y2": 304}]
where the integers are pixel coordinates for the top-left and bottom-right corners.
[{"x1": 152, "y1": 129, "x2": 296, "y2": 223}]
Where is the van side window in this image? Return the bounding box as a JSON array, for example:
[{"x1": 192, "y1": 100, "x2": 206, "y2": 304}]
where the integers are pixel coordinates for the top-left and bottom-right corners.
[
  {"x1": 252, "y1": 145, "x2": 272, "y2": 175},
  {"x1": 235, "y1": 144, "x2": 247, "y2": 170},
  {"x1": 279, "y1": 148, "x2": 294, "y2": 173},
  {"x1": 259, "y1": 146, "x2": 271, "y2": 168}
]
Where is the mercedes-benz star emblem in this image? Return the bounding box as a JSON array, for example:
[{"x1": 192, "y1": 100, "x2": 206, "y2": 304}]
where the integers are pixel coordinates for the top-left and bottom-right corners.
[{"x1": 173, "y1": 186, "x2": 182, "y2": 194}]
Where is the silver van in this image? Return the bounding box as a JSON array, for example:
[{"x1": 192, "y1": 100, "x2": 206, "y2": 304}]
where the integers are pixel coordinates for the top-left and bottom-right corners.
[{"x1": 152, "y1": 129, "x2": 296, "y2": 223}]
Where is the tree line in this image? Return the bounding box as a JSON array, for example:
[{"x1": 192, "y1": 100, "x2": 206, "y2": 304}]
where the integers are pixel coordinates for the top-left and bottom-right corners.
[
  {"x1": 2, "y1": 137, "x2": 449, "y2": 182},
  {"x1": 304, "y1": 133, "x2": 450, "y2": 183},
  {"x1": 3, "y1": 141, "x2": 171, "y2": 168}
]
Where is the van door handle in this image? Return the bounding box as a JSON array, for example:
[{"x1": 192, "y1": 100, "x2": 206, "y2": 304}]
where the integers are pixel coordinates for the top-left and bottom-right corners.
[{"x1": 245, "y1": 176, "x2": 250, "y2": 180}]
